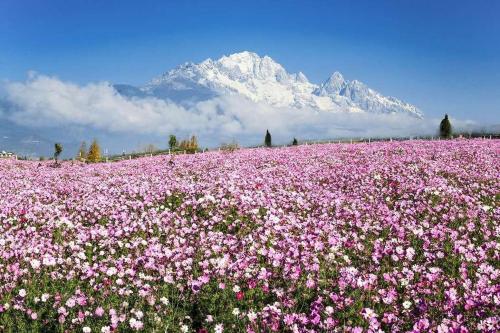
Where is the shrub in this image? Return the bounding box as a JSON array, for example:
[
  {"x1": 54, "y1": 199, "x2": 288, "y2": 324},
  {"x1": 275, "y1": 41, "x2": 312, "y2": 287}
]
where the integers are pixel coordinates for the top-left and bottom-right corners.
[
  {"x1": 219, "y1": 141, "x2": 239, "y2": 153},
  {"x1": 54, "y1": 143, "x2": 63, "y2": 164}
]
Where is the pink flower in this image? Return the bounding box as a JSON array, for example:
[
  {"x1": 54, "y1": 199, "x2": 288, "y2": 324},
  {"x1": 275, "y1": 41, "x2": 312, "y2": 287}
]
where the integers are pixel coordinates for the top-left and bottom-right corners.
[{"x1": 95, "y1": 307, "x2": 105, "y2": 317}]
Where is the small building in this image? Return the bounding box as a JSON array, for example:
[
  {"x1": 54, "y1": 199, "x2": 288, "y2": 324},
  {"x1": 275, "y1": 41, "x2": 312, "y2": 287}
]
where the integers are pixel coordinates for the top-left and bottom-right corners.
[{"x1": 0, "y1": 151, "x2": 16, "y2": 159}]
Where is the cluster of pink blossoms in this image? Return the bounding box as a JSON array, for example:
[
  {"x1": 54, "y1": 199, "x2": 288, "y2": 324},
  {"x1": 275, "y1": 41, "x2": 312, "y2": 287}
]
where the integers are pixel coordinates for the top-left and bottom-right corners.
[{"x1": 0, "y1": 139, "x2": 498, "y2": 332}]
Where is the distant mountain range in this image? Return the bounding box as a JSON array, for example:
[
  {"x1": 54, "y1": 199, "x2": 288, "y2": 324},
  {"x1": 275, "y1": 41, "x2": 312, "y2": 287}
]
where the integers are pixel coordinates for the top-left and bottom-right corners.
[{"x1": 116, "y1": 51, "x2": 423, "y2": 118}]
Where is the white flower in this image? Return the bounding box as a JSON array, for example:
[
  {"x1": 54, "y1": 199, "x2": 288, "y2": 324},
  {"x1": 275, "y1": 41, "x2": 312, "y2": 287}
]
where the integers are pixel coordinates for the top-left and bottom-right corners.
[
  {"x1": 83, "y1": 327, "x2": 91, "y2": 333},
  {"x1": 30, "y1": 259, "x2": 41, "y2": 269},
  {"x1": 403, "y1": 301, "x2": 412, "y2": 309},
  {"x1": 247, "y1": 310, "x2": 257, "y2": 321},
  {"x1": 232, "y1": 307, "x2": 240, "y2": 316},
  {"x1": 205, "y1": 315, "x2": 213, "y2": 323},
  {"x1": 129, "y1": 317, "x2": 143, "y2": 330},
  {"x1": 160, "y1": 297, "x2": 169, "y2": 306},
  {"x1": 325, "y1": 306, "x2": 334, "y2": 315},
  {"x1": 232, "y1": 285, "x2": 240, "y2": 293},
  {"x1": 180, "y1": 325, "x2": 189, "y2": 333},
  {"x1": 214, "y1": 323, "x2": 224, "y2": 333},
  {"x1": 406, "y1": 247, "x2": 416, "y2": 261},
  {"x1": 18, "y1": 289, "x2": 27, "y2": 298},
  {"x1": 42, "y1": 256, "x2": 56, "y2": 266},
  {"x1": 41, "y1": 293, "x2": 50, "y2": 302},
  {"x1": 482, "y1": 205, "x2": 492, "y2": 212},
  {"x1": 101, "y1": 327, "x2": 111, "y2": 333},
  {"x1": 106, "y1": 267, "x2": 117, "y2": 276},
  {"x1": 135, "y1": 310, "x2": 144, "y2": 319}
]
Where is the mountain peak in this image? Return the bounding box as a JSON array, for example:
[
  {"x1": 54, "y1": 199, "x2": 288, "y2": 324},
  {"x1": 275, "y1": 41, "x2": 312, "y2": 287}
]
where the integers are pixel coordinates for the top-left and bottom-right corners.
[
  {"x1": 213, "y1": 51, "x2": 290, "y2": 82},
  {"x1": 296, "y1": 72, "x2": 309, "y2": 83},
  {"x1": 315, "y1": 71, "x2": 346, "y2": 96},
  {"x1": 220, "y1": 51, "x2": 262, "y2": 62},
  {"x1": 141, "y1": 51, "x2": 423, "y2": 117},
  {"x1": 329, "y1": 71, "x2": 345, "y2": 82}
]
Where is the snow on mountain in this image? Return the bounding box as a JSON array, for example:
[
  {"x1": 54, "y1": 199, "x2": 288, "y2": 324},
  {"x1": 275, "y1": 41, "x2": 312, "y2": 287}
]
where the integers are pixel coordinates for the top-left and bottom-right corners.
[
  {"x1": 135, "y1": 51, "x2": 422, "y2": 117},
  {"x1": 314, "y1": 73, "x2": 422, "y2": 117}
]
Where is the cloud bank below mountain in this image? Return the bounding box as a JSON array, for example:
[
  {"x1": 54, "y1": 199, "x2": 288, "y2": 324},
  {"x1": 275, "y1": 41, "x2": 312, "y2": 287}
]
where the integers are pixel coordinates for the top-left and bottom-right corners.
[{"x1": 0, "y1": 74, "x2": 476, "y2": 151}]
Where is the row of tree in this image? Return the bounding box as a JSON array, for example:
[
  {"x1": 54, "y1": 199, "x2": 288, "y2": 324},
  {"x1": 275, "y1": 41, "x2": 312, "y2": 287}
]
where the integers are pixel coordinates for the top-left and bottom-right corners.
[
  {"x1": 48, "y1": 115, "x2": 453, "y2": 163},
  {"x1": 265, "y1": 129, "x2": 299, "y2": 147},
  {"x1": 169, "y1": 135, "x2": 199, "y2": 152},
  {"x1": 48, "y1": 139, "x2": 101, "y2": 164},
  {"x1": 264, "y1": 114, "x2": 453, "y2": 147}
]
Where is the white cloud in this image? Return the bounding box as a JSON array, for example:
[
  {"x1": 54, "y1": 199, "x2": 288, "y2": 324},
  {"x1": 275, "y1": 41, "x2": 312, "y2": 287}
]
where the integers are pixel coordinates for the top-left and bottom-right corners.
[{"x1": 0, "y1": 74, "x2": 477, "y2": 147}]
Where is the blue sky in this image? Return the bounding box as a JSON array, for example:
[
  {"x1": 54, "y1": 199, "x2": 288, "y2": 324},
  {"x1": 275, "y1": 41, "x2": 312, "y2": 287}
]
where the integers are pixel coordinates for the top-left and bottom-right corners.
[{"x1": 1, "y1": 0, "x2": 499, "y2": 122}]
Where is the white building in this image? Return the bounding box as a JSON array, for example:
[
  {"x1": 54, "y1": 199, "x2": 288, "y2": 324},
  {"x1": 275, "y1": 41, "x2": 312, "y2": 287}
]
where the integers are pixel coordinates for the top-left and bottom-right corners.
[{"x1": 0, "y1": 150, "x2": 16, "y2": 159}]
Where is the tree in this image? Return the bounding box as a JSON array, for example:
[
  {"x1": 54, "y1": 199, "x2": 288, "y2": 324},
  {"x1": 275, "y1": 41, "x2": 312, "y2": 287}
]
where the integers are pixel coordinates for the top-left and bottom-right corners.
[
  {"x1": 54, "y1": 143, "x2": 63, "y2": 164},
  {"x1": 168, "y1": 135, "x2": 177, "y2": 150},
  {"x1": 265, "y1": 130, "x2": 272, "y2": 147},
  {"x1": 178, "y1": 135, "x2": 199, "y2": 153},
  {"x1": 440, "y1": 114, "x2": 452, "y2": 139},
  {"x1": 189, "y1": 135, "x2": 198, "y2": 151},
  {"x1": 77, "y1": 141, "x2": 87, "y2": 161},
  {"x1": 292, "y1": 138, "x2": 298, "y2": 146},
  {"x1": 87, "y1": 139, "x2": 101, "y2": 163}
]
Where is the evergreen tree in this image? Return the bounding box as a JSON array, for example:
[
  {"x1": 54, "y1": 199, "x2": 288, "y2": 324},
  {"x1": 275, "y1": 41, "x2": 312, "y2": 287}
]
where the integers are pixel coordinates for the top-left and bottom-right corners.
[
  {"x1": 87, "y1": 139, "x2": 101, "y2": 163},
  {"x1": 440, "y1": 114, "x2": 452, "y2": 139},
  {"x1": 292, "y1": 138, "x2": 298, "y2": 146},
  {"x1": 265, "y1": 130, "x2": 272, "y2": 147},
  {"x1": 168, "y1": 135, "x2": 177, "y2": 150},
  {"x1": 54, "y1": 143, "x2": 63, "y2": 164},
  {"x1": 77, "y1": 141, "x2": 87, "y2": 161}
]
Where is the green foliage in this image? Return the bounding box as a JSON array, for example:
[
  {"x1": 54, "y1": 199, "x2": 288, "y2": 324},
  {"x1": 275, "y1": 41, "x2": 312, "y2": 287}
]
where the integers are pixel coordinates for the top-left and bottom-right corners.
[
  {"x1": 53, "y1": 143, "x2": 63, "y2": 163},
  {"x1": 440, "y1": 114, "x2": 452, "y2": 138},
  {"x1": 265, "y1": 130, "x2": 272, "y2": 147},
  {"x1": 168, "y1": 134, "x2": 177, "y2": 150}
]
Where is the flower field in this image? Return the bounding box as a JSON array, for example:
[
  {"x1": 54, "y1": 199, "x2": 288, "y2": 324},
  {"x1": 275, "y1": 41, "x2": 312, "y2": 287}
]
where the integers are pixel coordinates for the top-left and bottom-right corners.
[{"x1": 0, "y1": 140, "x2": 498, "y2": 332}]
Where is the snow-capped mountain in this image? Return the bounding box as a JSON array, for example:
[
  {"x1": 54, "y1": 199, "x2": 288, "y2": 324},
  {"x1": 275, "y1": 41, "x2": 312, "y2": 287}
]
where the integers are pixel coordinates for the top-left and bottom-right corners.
[
  {"x1": 314, "y1": 72, "x2": 423, "y2": 117},
  {"x1": 120, "y1": 51, "x2": 423, "y2": 118}
]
